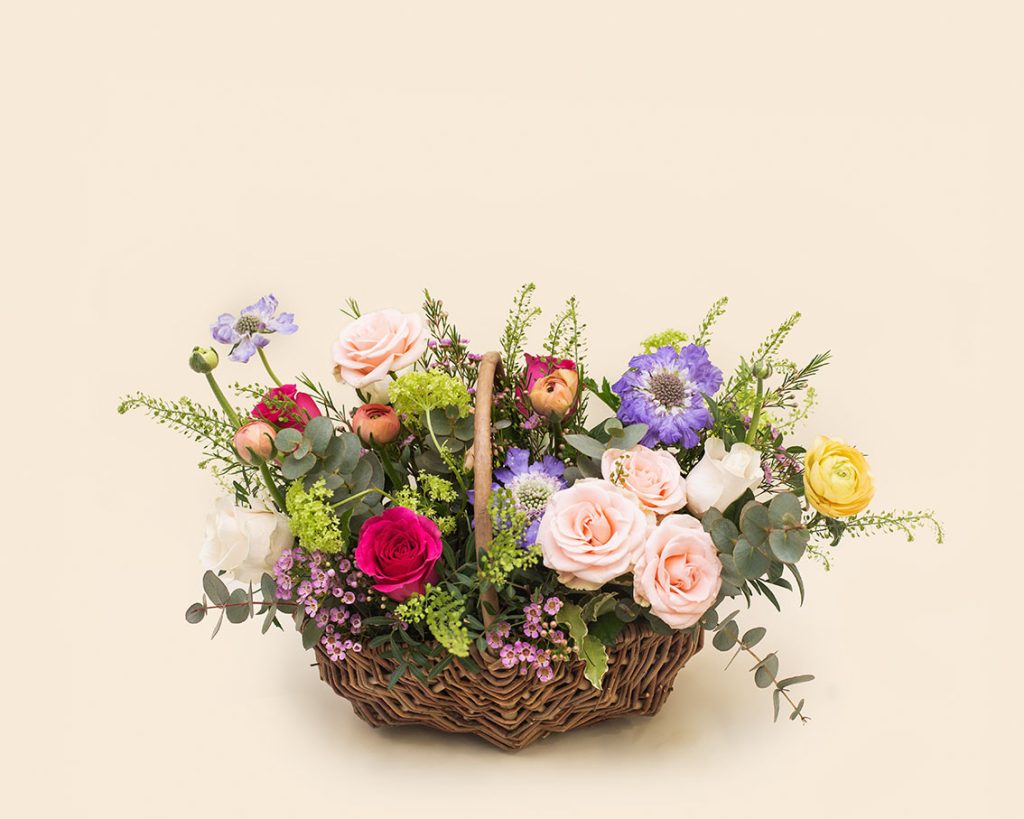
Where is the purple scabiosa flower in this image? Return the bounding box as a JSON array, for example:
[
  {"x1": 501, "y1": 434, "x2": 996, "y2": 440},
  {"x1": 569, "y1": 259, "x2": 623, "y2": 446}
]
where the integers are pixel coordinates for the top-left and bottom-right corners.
[
  {"x1": 210, "y1": 294, "x2": 298, "y2": 363},
  {"x1": 612, "y1": 344, "x2": 723, "y2": 448},
  {"x1": 493, "y1": 448, "x2": 567, "y2": 546}
]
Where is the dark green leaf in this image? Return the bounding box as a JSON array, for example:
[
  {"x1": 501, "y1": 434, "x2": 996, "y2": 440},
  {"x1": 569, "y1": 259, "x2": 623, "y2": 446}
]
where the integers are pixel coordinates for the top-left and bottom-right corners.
[
  {"x1": 713, "y1": 620, "x2": 739, "y2": 650},
  {"x1": 581, "y1": 592, "x2": 617, "y2": 621},
  {"x1": 185, "y1": 603, "x2": 206, "y2": 624}
]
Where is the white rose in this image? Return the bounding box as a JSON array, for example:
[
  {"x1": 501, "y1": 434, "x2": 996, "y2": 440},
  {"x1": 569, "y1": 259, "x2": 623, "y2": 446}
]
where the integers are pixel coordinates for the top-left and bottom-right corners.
[
  {"x1": 199, "y1": 496, "x2": 294, "y2": 584},
  {"x1": 685, "y1": 437, "x2": 763, "y2": 517}
]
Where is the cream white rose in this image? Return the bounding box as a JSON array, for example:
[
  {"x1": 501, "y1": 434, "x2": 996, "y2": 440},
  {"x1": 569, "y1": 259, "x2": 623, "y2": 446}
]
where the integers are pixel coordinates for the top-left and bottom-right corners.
[
  {"x1": 685, "y1": 437, "x2": 763, "y2": 517},
  {"x1": 199, "y1": 496, "x2": 294, "y2": 584}
]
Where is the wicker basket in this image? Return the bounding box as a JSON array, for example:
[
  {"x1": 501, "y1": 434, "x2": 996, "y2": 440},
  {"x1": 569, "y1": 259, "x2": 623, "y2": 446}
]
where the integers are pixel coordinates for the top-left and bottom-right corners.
[{"x1": 312, "y1": 352, "x2": 705, "y2": 750}]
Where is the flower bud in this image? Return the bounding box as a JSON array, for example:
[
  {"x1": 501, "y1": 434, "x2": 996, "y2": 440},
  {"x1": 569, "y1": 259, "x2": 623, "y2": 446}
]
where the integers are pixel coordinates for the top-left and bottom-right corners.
[
  {"x1": 528, "y1": 368, "x2": 579, "y2": 421},
  {"x1": 233, "y1": 421, "x2": 276, "y2": 463},
  {"x1": 352, "y1": 404, "x2": 401, "y2": 446},
  {"x1": 751, "y1": 359, "x2": 773, "y2": 380},
  {"x1": 189, "y1": 346, "x2": 219, "y2": 373}
]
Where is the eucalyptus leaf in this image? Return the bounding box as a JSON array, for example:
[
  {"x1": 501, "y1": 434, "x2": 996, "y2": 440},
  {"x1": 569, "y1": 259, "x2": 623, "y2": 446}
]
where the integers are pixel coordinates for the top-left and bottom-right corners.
[
  {"x1": 202, "y1": 570, "x2": 229, "y2": 606},
  {"x1": 768, "y1": 491, "x2": 803, "y2": 527},
  {"x1": 304, "y1": 416, "x2": 335, "y2": 454},
  {"x1": 712, "y1": 620, "x2": 738, "y2": 650},
  {"x1": 282, "y1": 452, "x2": 317, "y2": 480},
  {"x1": 226, "y1": 588, "x2": 250, "y2": 623},
  {"x1": 274, "y1": 427, "x2": 303, "y2": 454},
  {"x1": 777, "y1": 674, "x2": 815, "y2": 688},
  {"x1": 564, "y1": 434, "x2": 608, "y2": 460},
  {"x1": 769, "y1": 529, "x2": 807, "y2": 563},
  {"x1": 741, "y1": 627, "x2": 766, "y2": 648},
  {"x1": 185, "y1": 603, "x2": 206, "y2": 624},
  {"x1": 337, "y1": 432, "x2": 361, "y2": 474},
  {"x1": 616, "y1": 423, "x2": 649, "y2": 450},
  {"x1": 739, "y1": 501, "x2": 771, "y2": 548},
  {"x1": 734, "y1": 537, "x2": 771, "y2": 579}
]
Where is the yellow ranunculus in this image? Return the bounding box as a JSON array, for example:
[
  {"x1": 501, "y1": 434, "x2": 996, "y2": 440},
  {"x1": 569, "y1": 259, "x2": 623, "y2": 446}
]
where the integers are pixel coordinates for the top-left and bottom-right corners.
[{"x1": 803, "y1": 436, "x2": 875, "y2": 518}]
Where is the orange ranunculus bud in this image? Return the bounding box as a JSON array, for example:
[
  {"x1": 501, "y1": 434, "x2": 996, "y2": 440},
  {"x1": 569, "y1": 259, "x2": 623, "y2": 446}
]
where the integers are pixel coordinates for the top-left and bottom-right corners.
[
  {"x1": 233, "y1": 421, "x2": 276, "y2": 463},
  {"x1": 352, "y1": 404, "x2": 401, "y2": 446},
  {"x1": 528, "y1": 368, "x2": 579, "y2": 421}
]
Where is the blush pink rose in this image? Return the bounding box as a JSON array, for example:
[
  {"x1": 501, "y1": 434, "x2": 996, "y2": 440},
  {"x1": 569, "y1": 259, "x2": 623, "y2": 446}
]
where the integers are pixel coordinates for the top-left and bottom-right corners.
[
  {"x1": 354, "y1": 507, "x2": 443, "y2": 601},
  {"x1": 538, "y1": 479, "x2": 652, "y2": 590},
  {"x1": 602, "y1": 445, "x2": 687, "y2": 517},
  {"x1": 251, "y1": 384, "x2": 321, "y2": 432},
  {"x1": 633, "y1": 514, "x2": 722, "y2": 629},
  {"x1": 332, "y1": 309, "x2": 428, "y2": 389}
]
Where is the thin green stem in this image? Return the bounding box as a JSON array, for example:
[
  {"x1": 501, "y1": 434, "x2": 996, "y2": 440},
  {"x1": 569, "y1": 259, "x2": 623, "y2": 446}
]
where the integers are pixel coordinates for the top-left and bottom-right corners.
[
  {"x1": 257, "y1": 348, "x2": 283, "y2": 386},
  {"x1": 330, "y1": 487, "x2": 396, "y2": 510},
  {"x1": 424, "y1": 411, "x2": 467, "y2": 493},
  {"x1": 205, "y1": 372, "x2": 241, "y2": 428},
  {"x1": 202, "y1": 371, "x2": 286, "y2": 510},
  {"x1": 745, "y1": 374, "x2": 764, "y2": 445}
]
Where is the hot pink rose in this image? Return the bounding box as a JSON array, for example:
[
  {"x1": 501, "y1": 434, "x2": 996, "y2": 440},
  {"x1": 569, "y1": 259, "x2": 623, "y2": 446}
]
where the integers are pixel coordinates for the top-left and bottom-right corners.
[
  {"x1": 332, "y1": 309, "x2": 428, "y2": 389},
  {"x1": 516, "y1": 354, "x2": 577, "y2": 419},
  {"x1": 354, "y1": 507, "x2": 443, "y2": 601},
  {"x1": 538, "y1": 479, "x2": 652, "y2": 590},
  {"x1": 602, "y1": 445, "x2": 687, "y2": 517},
  {"x1": 251, "y1": 384, "x2": 321, "y2": 432},
  {"x1": 633, "y1": 514, "x2": 722, "y2": 629}
]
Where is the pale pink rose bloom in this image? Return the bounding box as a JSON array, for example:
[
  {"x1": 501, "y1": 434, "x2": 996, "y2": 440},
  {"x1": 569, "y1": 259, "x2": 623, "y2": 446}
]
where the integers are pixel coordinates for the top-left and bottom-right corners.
[
  {"x1": 633, "y1": 514, "x2": 722, "y2": 629},
  {"x1": 332, "y1": 309, "x2": 428, "y2": 389},
  {"x1": 602, "y1": 444, "x2": 687, "y2": 517},
  {"x1": 538, "y1": 479, "x2": 652, "y2": 590}
]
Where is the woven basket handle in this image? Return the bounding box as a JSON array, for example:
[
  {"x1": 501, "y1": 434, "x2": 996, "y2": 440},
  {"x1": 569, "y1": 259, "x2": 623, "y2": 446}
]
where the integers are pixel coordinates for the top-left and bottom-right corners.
[{"x1": 472, "y1": 351, "x2": 503, "y2": 628}]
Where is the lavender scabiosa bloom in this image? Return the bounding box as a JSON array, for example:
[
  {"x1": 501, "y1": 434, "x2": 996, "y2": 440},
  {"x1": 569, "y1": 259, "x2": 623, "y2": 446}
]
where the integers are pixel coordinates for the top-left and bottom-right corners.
[
  {"x1": 210, "y1": 294, "x2": 298, "y2": 363},
  {"x1": 612, "y1": 344, "x2": 723, "y2": 448},
  {"x1": 493, "y1": 448, "x2": 567, "y2": 546}
]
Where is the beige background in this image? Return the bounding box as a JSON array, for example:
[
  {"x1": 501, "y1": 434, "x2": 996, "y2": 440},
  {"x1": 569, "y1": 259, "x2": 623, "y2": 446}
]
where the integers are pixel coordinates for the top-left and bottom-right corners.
[{"x1": 5, "y1": 2, "x2": 1022, "y2": 816}]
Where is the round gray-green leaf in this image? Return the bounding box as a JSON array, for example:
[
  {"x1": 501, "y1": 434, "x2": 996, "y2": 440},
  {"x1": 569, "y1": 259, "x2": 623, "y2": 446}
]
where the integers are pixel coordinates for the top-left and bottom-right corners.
[
  {"x1": 225, "y1": 588, "x2": 251, "y2": 624},
  {"x1": 734, "y1": 537, "x2": 771, "y2": 579},
  {"x1": 304, "y1": 416, "x2": 335, "y2": 454},
  {"x1": 185, "y1": 603, "x2": 206, "y2": 624},
  {"x1": 769, "y1": 491, "x2": 803, "y2": 528},
  {"x1": 769, "y1": 529, "x2": 808, "y2": 563},
  {"x1": 274, "y1": 427, "x2": 303, "y2": 454},
  {"x1": 739, "y1": 501, "x2": 771, "y2": 547}
]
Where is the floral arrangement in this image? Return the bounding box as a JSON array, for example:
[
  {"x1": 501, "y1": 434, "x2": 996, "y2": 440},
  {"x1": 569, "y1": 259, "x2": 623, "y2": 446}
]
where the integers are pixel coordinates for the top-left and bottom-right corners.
[{"x1": 121, "y1": 287, "x2": 941, "y2": 724}]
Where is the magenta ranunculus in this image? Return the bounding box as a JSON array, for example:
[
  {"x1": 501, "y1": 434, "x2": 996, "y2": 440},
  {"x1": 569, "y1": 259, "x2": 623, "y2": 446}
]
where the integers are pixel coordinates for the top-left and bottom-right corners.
[
  {"x1": 354, "y1": 507, "x2": 443, "y2": 601},
  {"x1": 251, "y1": 384, "x2": 322, "y2": 432},
  {"x1": 516, "y1": 354, "x2": 577, "y2": 418}
]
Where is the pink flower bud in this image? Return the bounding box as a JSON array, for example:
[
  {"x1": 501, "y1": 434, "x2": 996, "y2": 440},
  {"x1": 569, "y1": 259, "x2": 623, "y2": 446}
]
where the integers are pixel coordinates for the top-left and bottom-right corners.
[
  {"x1": 528, "y1": 368, "x2": 579, "y2": 421},
  {"x1": 233, "y1": 421, "x2": 276, "y2": 463},
  {"x1": 352, "y1": 404, "x2": 401, "y2": 446}
]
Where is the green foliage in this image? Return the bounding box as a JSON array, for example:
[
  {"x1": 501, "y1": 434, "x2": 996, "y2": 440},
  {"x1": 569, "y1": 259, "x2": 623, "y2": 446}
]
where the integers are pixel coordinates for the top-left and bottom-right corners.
[
  {"x1": 395, "y1": 586, "x2": 471, "y2": 657},
  {"x1": 693, "y1": 296, "x2": 730, "y2": 346},
  {"x1": 554, "y1": 601, "x2": 615, "y2": 689},
  {"x1": 707, "y1": 612, "x2": 813, "y2": 723},
  {"x1": 807, "y1": 508, "x2": 944, "y2": 569},
  {"x1": 500, "y1": 283, "x2": 542, "y2": 380},
  {"x1": 186, "y1": 572, "x2": 291, "y2": 639},
  {"x1": 640, "y1": 328, "x2": 689, "y2": 353},
  {"x1": 703, "y1": 493, "x2": 809, "y2": 602},
  {"x1": 390, "y1": 371, "x2": 471, "y2": 422},
  {"x1": 285, "y1": 479, "x2": 344, "y2": 553}
]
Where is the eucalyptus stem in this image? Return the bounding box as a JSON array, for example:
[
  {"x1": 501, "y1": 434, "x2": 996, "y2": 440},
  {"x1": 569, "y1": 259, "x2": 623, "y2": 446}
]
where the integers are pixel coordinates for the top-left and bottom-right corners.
[
  {"x1": 738, "y1": 643, "x2": 810, "y2": 724},
  {"x1": 257, "y1": 348, "x2": 283, "y2": 386}
]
